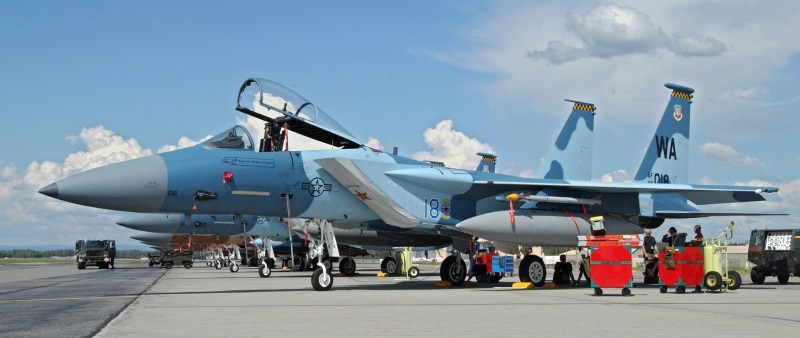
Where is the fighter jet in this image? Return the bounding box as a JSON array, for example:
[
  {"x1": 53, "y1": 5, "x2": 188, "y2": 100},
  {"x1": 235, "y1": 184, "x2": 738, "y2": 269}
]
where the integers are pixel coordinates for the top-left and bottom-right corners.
[
  {"x1": 40, "y1": 78, "x2": 782, "y2": 290},
  {"x1": 121, "y1": 213, "x2": 451, "y2": 276}
]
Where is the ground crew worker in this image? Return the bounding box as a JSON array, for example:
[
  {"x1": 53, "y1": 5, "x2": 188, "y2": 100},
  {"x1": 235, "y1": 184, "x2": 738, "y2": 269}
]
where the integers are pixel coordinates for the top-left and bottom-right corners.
[{"x1": 690, "y1": 225, "x2": 703, "y2": 246}]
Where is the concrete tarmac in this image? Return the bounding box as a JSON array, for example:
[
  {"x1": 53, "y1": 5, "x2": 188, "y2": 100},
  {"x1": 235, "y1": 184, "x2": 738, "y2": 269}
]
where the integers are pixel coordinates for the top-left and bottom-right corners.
[
  {"x1": 0, "y1": 263, "x2": 165, "y2": 337},
  {"x1": 3, "y1": 262, "x2": 800, "y2": 337}
]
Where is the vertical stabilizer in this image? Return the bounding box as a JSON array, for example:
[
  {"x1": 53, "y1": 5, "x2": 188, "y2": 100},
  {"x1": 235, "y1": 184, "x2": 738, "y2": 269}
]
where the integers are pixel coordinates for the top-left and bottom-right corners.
[
  {"x1": 476, "y1": 152, "x2": 497, "y2": 173},
  {"x1": 634, "y1": 83, "x2": 694, "y2": 184},
  {"x1": 536, "y1": 100, "x2": 596, "y2": 180}
]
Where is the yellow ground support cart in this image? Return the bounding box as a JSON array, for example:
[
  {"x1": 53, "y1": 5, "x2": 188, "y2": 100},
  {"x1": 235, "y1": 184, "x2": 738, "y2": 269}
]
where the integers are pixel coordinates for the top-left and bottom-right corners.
[{"x1": 702, "y1": 221, "x2": 742, "y2": 292}]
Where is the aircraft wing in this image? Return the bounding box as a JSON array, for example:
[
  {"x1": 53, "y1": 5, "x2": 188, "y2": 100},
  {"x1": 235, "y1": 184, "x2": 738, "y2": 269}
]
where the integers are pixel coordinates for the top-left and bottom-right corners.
[
  {"x1": 473, "y1": 179, "x2": 778, "y2": 205},
  {"x1": 315, "y1": 158, "x2": 421, "y2": 228}
]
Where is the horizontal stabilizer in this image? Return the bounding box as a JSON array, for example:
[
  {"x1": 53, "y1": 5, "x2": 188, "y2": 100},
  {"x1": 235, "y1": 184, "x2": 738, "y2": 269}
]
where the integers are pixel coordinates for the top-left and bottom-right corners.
[
  {"x1": 315, "y1": 158, "x2": 420, "y2": 228},
  {"x1": 656, "y1": 211, "x2": 789, "y2": 218}
]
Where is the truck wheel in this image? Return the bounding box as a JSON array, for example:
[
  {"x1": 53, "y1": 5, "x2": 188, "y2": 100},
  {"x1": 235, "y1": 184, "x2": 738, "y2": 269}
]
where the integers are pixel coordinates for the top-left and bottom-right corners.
[
  {"x1": 727, "y1": 271, "x2": 742, "y2": 290},
  {"x1": 380, "y1": 257, "x2": 397, "y2": 274},
  {"x1": 184, "y1": 262, "x2": 192, "y2": 269},
  {"x1": 778, "y1": 274, "x2": 790, "y2": 284},
  {"x1": 750, "y1": 267, "x2": 765, "y2": 284},
  {"x1": 78, "y1": 262, "x2": 86, "y2": 270},
  {"x1": 704, "y1": 271, "x2": 722, "y2": 291},
  {"x1": 164, "y1": 262, "x2": 173, "y2": 269}
]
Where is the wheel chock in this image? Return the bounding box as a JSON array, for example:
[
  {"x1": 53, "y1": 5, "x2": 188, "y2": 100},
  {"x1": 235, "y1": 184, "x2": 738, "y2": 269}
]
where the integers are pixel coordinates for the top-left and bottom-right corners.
[
  {"x1": 336, "y1": 273, "x2": 361, "y2": 277},
  {"x1": 377, "y1": 272, "x2": 390, "y2": 277},
  {"x1": 512, "y1": 282, "x2": 534, "y2": 289},
  {"x1": 434, "y1": 281, "x2": 452, "y2": 287}
]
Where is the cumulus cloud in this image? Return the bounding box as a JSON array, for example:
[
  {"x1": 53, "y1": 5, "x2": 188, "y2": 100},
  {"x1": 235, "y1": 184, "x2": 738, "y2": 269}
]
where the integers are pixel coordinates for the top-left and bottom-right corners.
[
  {"x1": 697, "y1": 142, "x2": 769, "y2": 168},
  {"x1": 0, "y1": 125, "x2": 209, "y2": 246},
  {"x1": 411, "y1": 120, "x2": 495, "y2": 170},
  {"x1": 670, "y1": 33, "x2": 726, "y2": 57},
  {"x1": 599, "y1": 169, "x2": 633, "y2": 182},
  {"x1": 365, "y1": 137, "x2": 384, "y2": 151},
  {"x1": 157, "y1": 136, "x2": 210, "y2": 153},
  {"x1": 527, "y1": 4, "x2": 725, "y2": 64}
]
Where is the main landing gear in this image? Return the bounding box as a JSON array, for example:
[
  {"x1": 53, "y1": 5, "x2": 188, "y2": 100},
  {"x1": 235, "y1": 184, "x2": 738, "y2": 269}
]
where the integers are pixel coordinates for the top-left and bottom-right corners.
[
  {"x1": 518, "y1": 255, "x2": 547, "y2": 287},
  {"x1": 440, "y1": 254, "x2": 467, "y2": 285}
]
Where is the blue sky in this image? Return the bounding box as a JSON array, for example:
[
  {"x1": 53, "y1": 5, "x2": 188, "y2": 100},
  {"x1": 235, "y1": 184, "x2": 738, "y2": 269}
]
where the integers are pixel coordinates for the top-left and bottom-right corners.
[{"x1": 1, "y1": 1, "x2": 798, "y2": 247}]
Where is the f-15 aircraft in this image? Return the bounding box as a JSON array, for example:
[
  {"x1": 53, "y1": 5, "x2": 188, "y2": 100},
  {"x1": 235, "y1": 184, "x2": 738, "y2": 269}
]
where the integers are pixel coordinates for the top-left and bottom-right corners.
[
  {"x1": 40, "y1": 78, "x2": 782, "y2": 290},
  {"x1": 120, "y1": 213, "x2": 451, "y2": 276}
]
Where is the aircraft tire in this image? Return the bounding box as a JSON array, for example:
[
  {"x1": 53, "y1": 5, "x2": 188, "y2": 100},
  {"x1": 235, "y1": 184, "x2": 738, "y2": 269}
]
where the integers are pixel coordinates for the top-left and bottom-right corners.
[
  {"x1": 215, "y1": 261, "x2": 222, "y2": 270},
  {"x1": 311, "y1": 267, "x2": 333, "y2": 291},
  {"x1": 726, "y1": 271, "x2": 742, "y2": 290},
  {"x1": 750, "y1": 267, "x2": 765, "y2": 284},
  {"x1": 339, "y1": 257, "x2": 357, "y2": 276},
  {"x1": 704, "y1": 271, "x2": 722, "y2": 291},
  {"x1": 519, "y1": 255, "x2": 547, "y2": 287},
  {"x1": 259, "y1": 264, "x2": 272, "y2": 278},
  {"x1": 439, "y1": 256, "x2": 466, "y2": 285},
  {"x1": 230, "y1": 263, "x2": 239, "y2": 273}
]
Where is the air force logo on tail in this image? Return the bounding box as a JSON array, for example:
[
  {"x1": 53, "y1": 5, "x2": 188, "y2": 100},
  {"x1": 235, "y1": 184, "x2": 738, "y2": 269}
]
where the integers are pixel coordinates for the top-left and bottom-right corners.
[{"x1": 673, "y1": 104, "x2": 682, "y2": 121}]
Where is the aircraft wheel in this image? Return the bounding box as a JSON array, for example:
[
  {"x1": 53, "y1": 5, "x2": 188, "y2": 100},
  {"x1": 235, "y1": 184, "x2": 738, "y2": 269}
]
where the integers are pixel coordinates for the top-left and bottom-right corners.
[
  {"x1": 215, "y1": 261, "x2": 222, "y2": 270},
  {"x1": 381, "y1": 257, "x2": 397, "y2": 274},
  {"x1": 676, "y1": 286, "x2": 685, "y2": 294},
  {"x1": 594, "y1": 288, "x2": 603, "y2": 296},
  {"x1": 230, "y1": 263, "x2": 239, "y2": 273},
  {"x1": 726, "y1": 271, "x2": 742, "y2": 290},
  {"x1": 184, "y1": 262, "x2": 192, "y2": 269},
  {"x1": 519, "y1": 255, "x2": 547, "y2": 287},
  {"x1": 259, "y1": 264, "x2": 272, "y2": 278},
  {"x1": 164, "y1": 262, "x2": 173, "y2": 270},
  {"x1": 339, "y1": 257, "x2": 357, "y2": 276},
  {"x1": 778, "y1": 274, "x2": 790, "y2": 284},
  {"x1": 704, "y1": 271, "x2": 722, "y2": 291},
  {"x1": 660, "y1": 286, "x2": 667, "y2": 293},
  {"x1": 622, "y1": 288, "x2": 631, "y2": 296},
  {"x1": 750, "y1": 267, "x2": 765, "y2": 284},
  {"x1": 408, "y1": 266, "x2": 420, "y2": 279},
  {"x1": 311, "y1": 267, "x2": 333, "y2": 291},
  {"x1": 439, "y1": 256, "x2": 466, "y2": 285}
]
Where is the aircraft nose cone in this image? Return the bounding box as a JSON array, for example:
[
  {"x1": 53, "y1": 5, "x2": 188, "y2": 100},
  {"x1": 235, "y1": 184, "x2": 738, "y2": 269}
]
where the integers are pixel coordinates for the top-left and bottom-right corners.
[
  {"x1": 38, "y1": 183, "x2": 59, "y2": 198},
  {"x1": 41, "y1": 155, "x2": 168, "y2": 212},
  {"x1": 116, "y1": 214, "x2": 180, "y2": 233}
]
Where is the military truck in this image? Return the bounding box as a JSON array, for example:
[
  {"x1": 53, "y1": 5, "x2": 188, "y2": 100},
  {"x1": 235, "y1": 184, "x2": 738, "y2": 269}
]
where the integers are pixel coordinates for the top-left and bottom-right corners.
[
  {"x1": 75, "y1": 240, "x2": 116, "y2": 269},
  {"x1": 748, "y1": 229, "x2": 800, "y2": 284}
]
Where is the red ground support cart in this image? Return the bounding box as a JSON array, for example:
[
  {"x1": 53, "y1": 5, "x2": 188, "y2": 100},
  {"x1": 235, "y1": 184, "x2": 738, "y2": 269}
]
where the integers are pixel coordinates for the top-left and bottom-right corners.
[
  {"x1": 579, "y1": 231, "x2": 641, "y2": 296},
  {"x1": 658, "y1": 244, "x2": 704, "y2": 294}
]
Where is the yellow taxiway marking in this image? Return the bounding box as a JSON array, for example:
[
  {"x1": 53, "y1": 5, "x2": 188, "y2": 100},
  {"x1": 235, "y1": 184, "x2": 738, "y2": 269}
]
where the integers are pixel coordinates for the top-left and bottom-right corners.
[
  {"x1": 0, "y1": 294, "x2": 140, "y2": 303},
  {"x1": 232, "y1": 190, "x2": 270, "y2": 196}
]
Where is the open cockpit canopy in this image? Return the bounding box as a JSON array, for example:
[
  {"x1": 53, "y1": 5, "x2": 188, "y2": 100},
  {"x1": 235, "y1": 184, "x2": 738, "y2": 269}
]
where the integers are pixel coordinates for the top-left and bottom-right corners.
[{"x1": 236, "y1": 78, "x2": 361, "y2": 149}]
